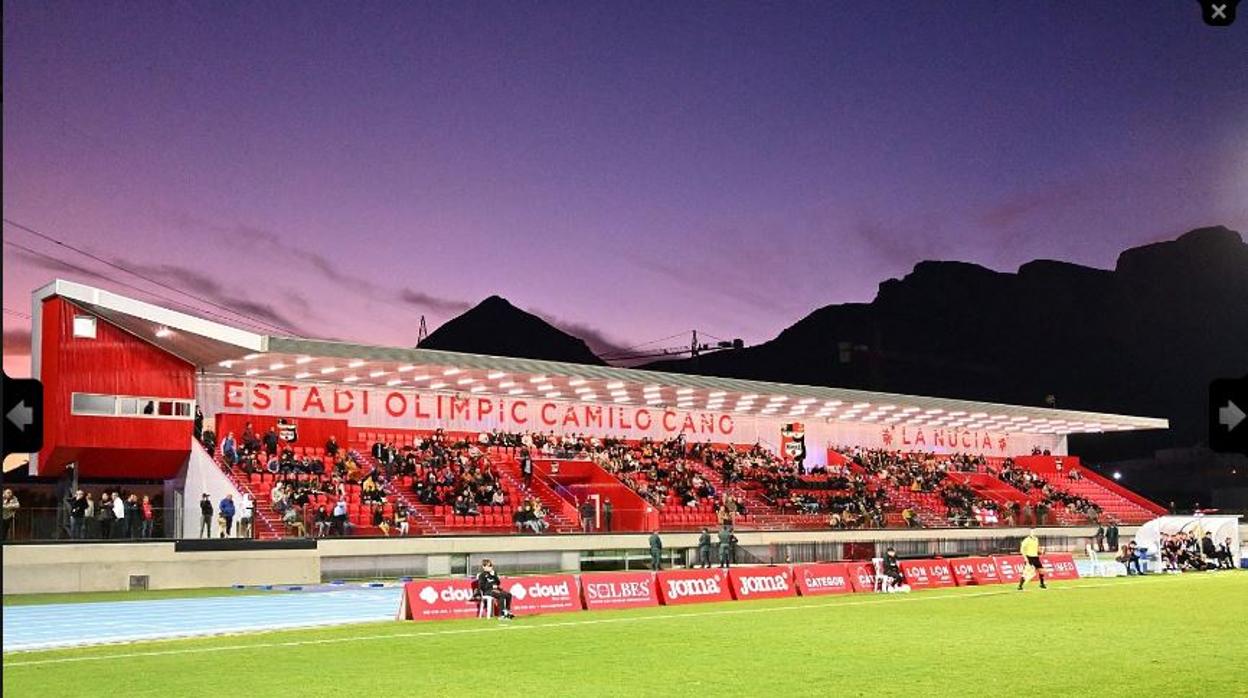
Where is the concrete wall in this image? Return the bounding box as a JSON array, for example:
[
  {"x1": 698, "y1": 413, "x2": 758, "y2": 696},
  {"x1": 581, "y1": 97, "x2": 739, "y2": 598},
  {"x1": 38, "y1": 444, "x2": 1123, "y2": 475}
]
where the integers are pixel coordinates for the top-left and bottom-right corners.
[
  {"x1": 2, "y1": 543, "x2": 319, "y2": 594},
  {"x1": 4, "y1": 525, "x2": 1137, "y2": 595}
]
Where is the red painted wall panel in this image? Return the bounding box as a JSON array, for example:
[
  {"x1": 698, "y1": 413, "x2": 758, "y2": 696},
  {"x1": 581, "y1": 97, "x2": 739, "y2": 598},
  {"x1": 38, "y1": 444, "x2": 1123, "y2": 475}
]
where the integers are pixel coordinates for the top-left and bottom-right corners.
[{"x1": 38, "y1": 297, "x2": 194, "y2": 478}]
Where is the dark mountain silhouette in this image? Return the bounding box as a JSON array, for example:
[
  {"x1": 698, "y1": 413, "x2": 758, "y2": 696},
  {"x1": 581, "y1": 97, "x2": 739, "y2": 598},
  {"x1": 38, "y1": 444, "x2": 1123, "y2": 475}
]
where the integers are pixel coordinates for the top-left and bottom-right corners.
[
  {"x1": 421, "y1": 295, "x2": 606, "y2": 366},
  {"x1": 644, "y1": 226, "x2": 1248, "y2": 470}
]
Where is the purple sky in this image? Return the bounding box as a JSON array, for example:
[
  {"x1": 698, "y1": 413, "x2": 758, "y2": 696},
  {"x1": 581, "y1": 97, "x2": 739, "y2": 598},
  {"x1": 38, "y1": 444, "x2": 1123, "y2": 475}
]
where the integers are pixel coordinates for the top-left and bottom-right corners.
[{"x1": 4, "y1": 1, "x2": 1246, "y2": 377}]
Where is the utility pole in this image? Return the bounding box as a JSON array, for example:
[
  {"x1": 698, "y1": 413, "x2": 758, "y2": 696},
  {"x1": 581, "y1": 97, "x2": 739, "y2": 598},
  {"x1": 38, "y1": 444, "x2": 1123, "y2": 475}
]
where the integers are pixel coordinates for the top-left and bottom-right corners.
[
  {"x1": 417, "y1": 315, "x2": 429, "y2": 346},
  {"x1": 690, "y1": 329, "x2": 699, "y2": 358}
]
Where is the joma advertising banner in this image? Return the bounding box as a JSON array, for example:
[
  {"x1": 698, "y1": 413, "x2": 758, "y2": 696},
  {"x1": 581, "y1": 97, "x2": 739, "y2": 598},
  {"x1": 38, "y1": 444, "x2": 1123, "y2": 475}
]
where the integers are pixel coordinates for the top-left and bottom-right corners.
[
  {"x1": 655, "y1": 568, "x2": 733, "y2": 606},
  {"x1": 727, "y1": 567, "x2": 796, "y2": 601}
]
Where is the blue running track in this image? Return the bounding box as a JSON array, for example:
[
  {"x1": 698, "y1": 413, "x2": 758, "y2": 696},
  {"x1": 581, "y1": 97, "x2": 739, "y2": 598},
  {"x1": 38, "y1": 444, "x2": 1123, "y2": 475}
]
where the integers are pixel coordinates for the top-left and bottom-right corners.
[{"x1": 3, "y1": 585, "x2": 404, "y2": 652}]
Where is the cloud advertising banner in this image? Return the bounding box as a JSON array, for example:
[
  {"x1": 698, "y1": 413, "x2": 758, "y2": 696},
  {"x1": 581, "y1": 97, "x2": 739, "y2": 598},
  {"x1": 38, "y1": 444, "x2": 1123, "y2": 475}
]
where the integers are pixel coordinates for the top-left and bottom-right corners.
[
  {"x1": 401, "y1": 578, "x2": 479, "y2": 621},
  {"x1": 501, "y1": 574, "x2": 581, "y2": 615}
]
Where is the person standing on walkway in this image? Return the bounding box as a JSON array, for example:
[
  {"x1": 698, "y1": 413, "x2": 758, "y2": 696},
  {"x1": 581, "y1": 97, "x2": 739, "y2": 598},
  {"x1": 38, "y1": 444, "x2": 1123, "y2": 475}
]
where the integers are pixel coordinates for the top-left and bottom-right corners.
[
  {"x1": 199, "y1": 494, "x2": 214, "y2": 538},
  {"x1": 698, "y1": 528, "x2": 712, "y2": 568},
  {"x1": 718, "y1": 526, "x2": 734, "y2": 569},
  {"x1": 649, "y1": 530, "x2": 663, "y2": 571}
]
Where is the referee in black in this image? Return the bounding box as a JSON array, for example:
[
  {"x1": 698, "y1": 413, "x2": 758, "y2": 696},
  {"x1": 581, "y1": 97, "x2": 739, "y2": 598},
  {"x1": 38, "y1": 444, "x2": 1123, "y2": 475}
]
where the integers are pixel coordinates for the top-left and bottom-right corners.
[{"x1": 476, "y1": 559, "x2": 515, "y2": 619}]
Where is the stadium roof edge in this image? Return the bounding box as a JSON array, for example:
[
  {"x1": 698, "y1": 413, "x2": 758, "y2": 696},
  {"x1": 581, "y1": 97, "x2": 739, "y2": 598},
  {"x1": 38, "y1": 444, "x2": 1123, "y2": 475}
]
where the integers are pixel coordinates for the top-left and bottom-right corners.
[{"x1": 37, "y1": 280, "x2": 1169, "y2": 435}]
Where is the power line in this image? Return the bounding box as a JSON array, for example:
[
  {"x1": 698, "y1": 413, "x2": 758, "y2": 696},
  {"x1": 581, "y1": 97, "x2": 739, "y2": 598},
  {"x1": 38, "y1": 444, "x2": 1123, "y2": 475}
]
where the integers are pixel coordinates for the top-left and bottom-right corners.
[
  {"x1": 4, "y1": 307, "x2": 32, "y2": 320},
  {"x1": 3, "y1": 218, "x2": 295, "y2": 334},
  {"x1": 3, "y1": 239, "x2": 285, "y2": 334}
]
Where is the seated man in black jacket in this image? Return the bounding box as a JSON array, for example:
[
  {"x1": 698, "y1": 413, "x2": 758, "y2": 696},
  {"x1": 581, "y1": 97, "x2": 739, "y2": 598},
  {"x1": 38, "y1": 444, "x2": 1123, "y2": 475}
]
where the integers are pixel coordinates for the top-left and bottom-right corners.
[
  {"x1": 475, "y1": 559, "x2": 515, "y2": 619},
  {"x1": 881, "y1": 547, "x2": 905, "y2": 590}
]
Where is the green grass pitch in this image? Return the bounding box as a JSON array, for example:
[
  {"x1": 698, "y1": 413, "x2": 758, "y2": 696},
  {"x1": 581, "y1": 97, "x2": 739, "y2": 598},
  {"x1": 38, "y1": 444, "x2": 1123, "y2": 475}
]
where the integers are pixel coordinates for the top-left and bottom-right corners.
[{"x1": 4, "y1": 572, "x2": 1245, "y2": 697}]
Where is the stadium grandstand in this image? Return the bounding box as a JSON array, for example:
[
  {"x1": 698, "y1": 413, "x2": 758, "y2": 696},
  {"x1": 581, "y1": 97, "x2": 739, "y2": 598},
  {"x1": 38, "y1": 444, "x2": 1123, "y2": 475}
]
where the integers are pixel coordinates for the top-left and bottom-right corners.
[{"x1": 14, "y1": 278, "x2": 1169, "y2": 545}]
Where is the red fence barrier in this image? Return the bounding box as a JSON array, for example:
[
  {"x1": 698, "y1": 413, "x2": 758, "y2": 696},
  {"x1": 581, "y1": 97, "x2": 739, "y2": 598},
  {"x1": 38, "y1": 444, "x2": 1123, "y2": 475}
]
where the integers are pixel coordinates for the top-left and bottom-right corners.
[
  {"x1": 580, "y1": 571, "x2": 659, "y2": 610},
  {"x1": 400, "y1": 554, "x2": 1080, "y2": 621},
  {"x1": 728, "y1": 567, "x2": 796, "y2": 600},
  {"x1": 502, "y1": 574, "x2": 581, "y2": 615},
  {"x1": 793, "y1": 563, "x2": 854, "y2": 596},
  {"x1": 899, "y1": 559, "x2": 957, "y2": 589},
  {"x1": 655, "y1": 568, "x2": 733, "y2": 605}
]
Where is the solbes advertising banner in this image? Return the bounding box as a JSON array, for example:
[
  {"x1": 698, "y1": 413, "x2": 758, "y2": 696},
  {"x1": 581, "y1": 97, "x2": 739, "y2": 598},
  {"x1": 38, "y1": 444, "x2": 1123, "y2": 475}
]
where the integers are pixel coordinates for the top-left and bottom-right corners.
[{"x1": 579, "y1": 571, "x2": 659, "y2": 611}]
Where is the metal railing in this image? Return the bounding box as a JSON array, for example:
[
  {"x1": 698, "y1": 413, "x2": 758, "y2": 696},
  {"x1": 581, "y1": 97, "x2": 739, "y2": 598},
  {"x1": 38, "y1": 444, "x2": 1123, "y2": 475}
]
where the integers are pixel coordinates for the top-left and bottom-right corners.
[{"x1": 0, "y1": 507, "x2": 180, "y2": 542}]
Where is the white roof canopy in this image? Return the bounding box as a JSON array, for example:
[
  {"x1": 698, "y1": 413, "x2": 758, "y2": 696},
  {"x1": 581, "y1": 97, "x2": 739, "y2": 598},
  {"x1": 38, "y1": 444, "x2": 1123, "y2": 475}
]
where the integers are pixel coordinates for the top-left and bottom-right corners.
[{"x1": 40, "y1": 280, "x2": 1170, "y2": 436}]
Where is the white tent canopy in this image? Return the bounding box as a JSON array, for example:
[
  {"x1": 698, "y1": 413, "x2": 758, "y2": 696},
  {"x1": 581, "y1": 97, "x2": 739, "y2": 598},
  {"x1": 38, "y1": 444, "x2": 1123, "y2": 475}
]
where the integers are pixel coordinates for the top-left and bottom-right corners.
[{"x1": 1133, "y1": 515, "x2": 1241, "y2": 562}]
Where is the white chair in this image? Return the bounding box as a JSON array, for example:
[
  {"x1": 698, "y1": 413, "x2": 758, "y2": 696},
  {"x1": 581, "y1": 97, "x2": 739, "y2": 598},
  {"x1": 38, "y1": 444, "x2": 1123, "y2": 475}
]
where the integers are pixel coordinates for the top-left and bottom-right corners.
[{"x1": 1086, "y1": 544, "x2": 1108, "y2": 577}]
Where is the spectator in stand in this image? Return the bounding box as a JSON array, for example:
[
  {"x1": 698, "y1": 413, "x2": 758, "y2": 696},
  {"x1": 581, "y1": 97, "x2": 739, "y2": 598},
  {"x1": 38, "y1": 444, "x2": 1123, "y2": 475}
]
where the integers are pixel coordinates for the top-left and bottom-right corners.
[
  {"x1": 520, "y1": 449, "x2": 534, "y2": 488},
  {"x1": 238, "y1": 493, "x2": 254, "y2": 539},
  {"x1": 97, "y1": 493, "x2": 113, "y2": 539},
  {"x1": 70, "y1": 490, "x2": 88, "y2": 539},
  {"x1": 313, "y1": 506, "x2": 330, "y2": 537},
  {"x1": 325, "y1": 435, "x2": 339, "y2": 458},
  {"x1": 579, "y1": 498, "x2": 595, "y2": 533},
  {"x1": 283, "y1": 504, "x2": 306, "y2": 537},
  {"x1": 394, "y1": 505, "x2": 409, "y2": 536},
  {"x1": 193, "y1": 406, "x2": 204, "y2": 442},
  {"x1": 649, "y1": 530, "x2": 663, "y2": 571},
  {"x1": 201, "y1": 428, "x2": 217, "y2": 456},
  {"x1": 1, "y1": 489, "x2": 20, "y2": 540},
  {"x1": 332, "y1": 499, "x2": 348, "y2": 536},
  {"x1": 902, "y1": 507, "x2": 919, "y2": 528},
  {"x1": 112, "y1": 491, "x2": 126, "y2": 538},
  {"x1": 270, "y1": 482, "x2": 287, "y2": 514},
  {"x1": 263, "y1": 426, "x2": 279, "y2": 459},
  {"x1": 125, "y1": 495, "x2": 140, "y2": 539},
  {"x1": 603, "y1": 499, "x2": 614, "y2": 532},
  {"x1": 140, "y1": 495, "x2": 155, "y2": 538},
  {"x1": 219, "y1": 494, "x2": 236, "y2": 537},
  {"x1": 222, "y1": 432, "x2": 239, "y2": 466},
  {"x1": 199, "y1": 494, "x2": 213, "y2": 538},
  {"x1": 371, "y1": 504, "x2": 391, "y2": 536}
]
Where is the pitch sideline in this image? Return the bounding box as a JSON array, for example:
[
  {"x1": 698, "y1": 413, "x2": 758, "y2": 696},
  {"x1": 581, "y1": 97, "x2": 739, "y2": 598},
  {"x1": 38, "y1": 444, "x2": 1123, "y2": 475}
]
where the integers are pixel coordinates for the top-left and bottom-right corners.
[{"x1": 5, "y1": 573, "x2": 1226, "y2": 668}]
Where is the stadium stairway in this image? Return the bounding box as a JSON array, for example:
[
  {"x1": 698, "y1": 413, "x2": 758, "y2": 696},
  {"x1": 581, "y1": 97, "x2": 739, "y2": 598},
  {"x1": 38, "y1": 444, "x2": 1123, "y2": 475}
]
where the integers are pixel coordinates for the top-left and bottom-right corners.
[{"x1": 493, "y1": 457, "x2": 581, "y2": 534}]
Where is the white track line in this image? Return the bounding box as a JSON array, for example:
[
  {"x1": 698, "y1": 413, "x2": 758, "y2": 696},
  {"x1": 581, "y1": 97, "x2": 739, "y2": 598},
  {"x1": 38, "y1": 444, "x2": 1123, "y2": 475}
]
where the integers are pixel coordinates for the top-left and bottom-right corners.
[{"x1": 4, "y1": 576, "x2": 1207, "y2": 668}]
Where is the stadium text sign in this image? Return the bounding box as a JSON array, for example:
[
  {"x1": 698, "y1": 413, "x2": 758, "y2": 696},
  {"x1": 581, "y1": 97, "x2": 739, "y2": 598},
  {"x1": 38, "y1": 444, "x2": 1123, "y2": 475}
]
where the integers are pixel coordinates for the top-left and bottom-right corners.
[
  {"x1": 728, "y1": 567, "x2": 796, "y2": 600},
  {"x1": 580, "y1": 571, "x2": 659, "y2": 610},
  {"x1": 898, "y1": 559, "x2": 957, "y2": 589},
  {"x1": 844, "y1": 561, "x2": 878, "y2": 592},
  {"x1": 502, "y1": 574, "x2": 581, "y2": 615},
  {"x1": 792, "y1": 563, "x2": 854, "y2": 596},
  {"x1": 656, "y1": 569, "x2": 733, "y2": 605},
  {"x1": 993, "y1": 555, "x2": 1026, "y2": 584},
  {"x1": 207, "y1": 379, "x2": 735, "y2": 438},
  {"x1": 401, "y1": 579, "x2": 479, "y2": 621}
]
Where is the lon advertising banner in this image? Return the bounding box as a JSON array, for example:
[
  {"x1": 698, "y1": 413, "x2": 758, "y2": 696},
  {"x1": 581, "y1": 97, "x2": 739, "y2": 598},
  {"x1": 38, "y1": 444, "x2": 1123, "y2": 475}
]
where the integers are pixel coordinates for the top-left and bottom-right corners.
[
  {"x1": 401, "y1": 579, "x2": 479, "y2": 621},
  {"x1": 580, "y1": 571, "x2": 659, "y2": 611},
  {"x1": 899, "y1": 559, "x2": 957, "y2": 589},
  {"x1": 727, "y1": 567, "x2": 796, "y2": 601},
  {"x1": 655, "y1": 568, "x2": 732, "y2": 606},
  {"x1": 845, "y1": 561, "x2": 878, "y2": 592},
  {"x1": 950, "y1": 556, "x2": 1003, "y2": 586},
  {"x1": 994, "y1": 555, "x2": 1026, "y2": 584},
  {"x1": 501, "y1": 574, "x2": 581, "y2": 615},
  {"x1": 1040, "y1": 553, "x2": 1080, "y2": 580},
  {"x1": 793, "y1": 563, "x2": 854, "y2": 596}
]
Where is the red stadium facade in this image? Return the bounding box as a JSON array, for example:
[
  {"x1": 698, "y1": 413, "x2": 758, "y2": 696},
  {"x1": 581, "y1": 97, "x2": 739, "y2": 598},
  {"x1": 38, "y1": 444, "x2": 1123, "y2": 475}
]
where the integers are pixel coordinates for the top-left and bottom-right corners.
[{"x1": 28, "y1": 279, "x2": 1170, "y2": 538}]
